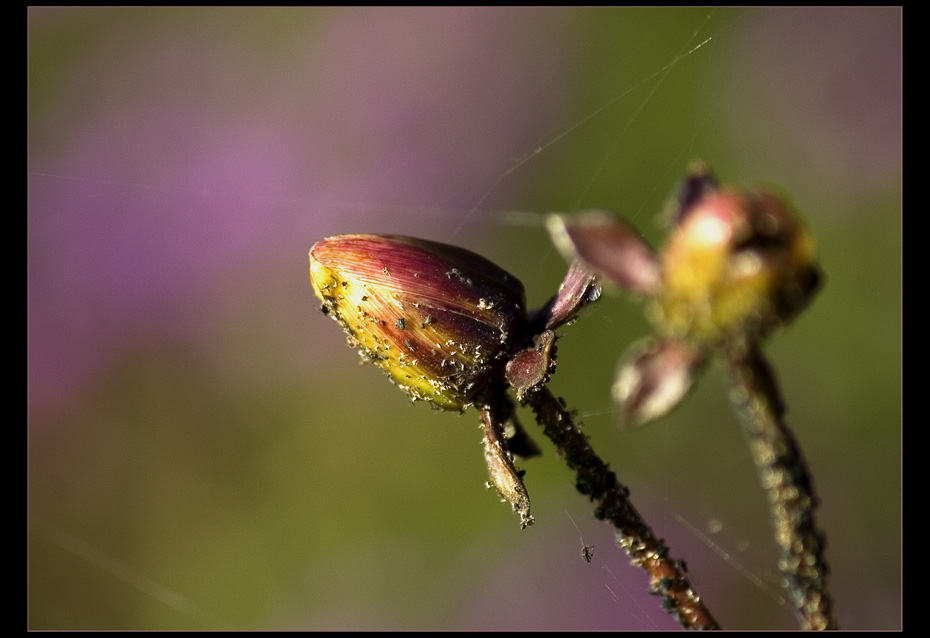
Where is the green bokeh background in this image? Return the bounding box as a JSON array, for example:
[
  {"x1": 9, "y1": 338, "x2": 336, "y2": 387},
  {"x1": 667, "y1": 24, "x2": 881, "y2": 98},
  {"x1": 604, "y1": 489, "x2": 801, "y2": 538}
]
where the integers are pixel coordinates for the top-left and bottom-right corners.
[{"x1": 28, "y1": 8, "x2": 900, "y2": 630}]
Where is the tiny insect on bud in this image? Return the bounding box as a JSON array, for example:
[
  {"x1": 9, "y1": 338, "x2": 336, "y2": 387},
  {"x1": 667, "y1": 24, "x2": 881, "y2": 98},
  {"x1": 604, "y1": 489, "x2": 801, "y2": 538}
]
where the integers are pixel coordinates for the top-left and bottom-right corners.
[
  {"x1": 310, "y1": 234, "x2": 527, "y2": 411},
  {"x1": 656, "y1": 183, "x2": 821, "y2": 349},
  {"x1": 581, "y1": 544, "x2": 595, "y2": 563}
]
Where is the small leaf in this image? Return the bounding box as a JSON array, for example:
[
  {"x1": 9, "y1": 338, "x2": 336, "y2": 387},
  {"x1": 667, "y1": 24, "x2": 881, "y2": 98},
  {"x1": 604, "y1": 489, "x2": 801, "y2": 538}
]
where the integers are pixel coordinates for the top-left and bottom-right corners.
[
  {"x1": 533, "y1": 260, "x2": 601, "y2": 331},
  {"x1": 612, "y1": 338, "x2": 704, "y2": 427},
  {"x1": 480, "y1": 402, "x2": 533, "y2": 528},
  {"x1": 547, "y1": 210, "x2": 661, "y2": 297}
]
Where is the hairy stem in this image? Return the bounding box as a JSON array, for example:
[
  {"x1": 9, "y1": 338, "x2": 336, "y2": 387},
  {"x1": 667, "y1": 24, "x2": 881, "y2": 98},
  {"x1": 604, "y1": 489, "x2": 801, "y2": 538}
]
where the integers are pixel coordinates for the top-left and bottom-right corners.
[
  {"x1": 525, "y1": 385, "x2": 720, "y2": 630},
  {"x1": 725, "y1": 344, "x2": 836, "y2": 630}
]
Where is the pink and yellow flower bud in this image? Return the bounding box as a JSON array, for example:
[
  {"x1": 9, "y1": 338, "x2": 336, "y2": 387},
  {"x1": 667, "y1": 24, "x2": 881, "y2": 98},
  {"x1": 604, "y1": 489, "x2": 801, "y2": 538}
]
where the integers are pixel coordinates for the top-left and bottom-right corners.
[
  {"x1": 309, "y1": 234, "x2": 526, "y2": 411},
  {"x1": 655, "y1": 186, "x2": 820, "y2": 349}
]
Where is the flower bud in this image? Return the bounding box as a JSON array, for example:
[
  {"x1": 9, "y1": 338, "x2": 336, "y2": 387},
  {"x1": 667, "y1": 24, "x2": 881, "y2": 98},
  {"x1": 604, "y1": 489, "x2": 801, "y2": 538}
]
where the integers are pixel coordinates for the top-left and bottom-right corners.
[
  {"x1": 505, "y1": 330, "x2": 557, "y2": 401},
  {"x1": 655, "y1": 185, "x2": 821, "y2": 348},
  {"x1": 310, "y1": 234, "x2": 526, "y2": 411}
]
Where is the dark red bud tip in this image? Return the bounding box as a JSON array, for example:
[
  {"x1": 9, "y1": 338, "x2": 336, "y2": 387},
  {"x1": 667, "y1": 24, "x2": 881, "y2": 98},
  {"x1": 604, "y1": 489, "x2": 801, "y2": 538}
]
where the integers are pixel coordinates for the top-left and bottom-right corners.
[
  {"x1": 674, "y1": 160, "x2": 720, "y2": 226},
  {"x1": 310, "y1": 234, "x2": 526, "y2": 410}
]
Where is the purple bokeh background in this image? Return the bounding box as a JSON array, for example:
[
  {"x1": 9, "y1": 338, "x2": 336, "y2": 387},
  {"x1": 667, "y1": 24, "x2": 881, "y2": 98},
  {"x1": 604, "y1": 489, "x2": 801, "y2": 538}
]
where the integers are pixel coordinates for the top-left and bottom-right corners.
[
  {"x1": 29, "y1": 7, "x2": 901, "y2": 630},
  {"x1": 28, "y1": 7, "x2": 570, "y2": 410}
]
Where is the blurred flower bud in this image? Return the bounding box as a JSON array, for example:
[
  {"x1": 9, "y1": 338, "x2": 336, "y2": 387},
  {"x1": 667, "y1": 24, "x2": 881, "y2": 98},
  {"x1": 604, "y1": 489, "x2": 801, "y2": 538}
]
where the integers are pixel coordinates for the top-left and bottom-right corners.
[
  {"x1": 655, "y1": 177, "x2": 821, "y2": 349},
  {"x1": 613, "y1": 338, "x2": 703, "y2": 427},
  {"x1": 310, "y1": 234, "x2": 526, "y2": 411}
]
